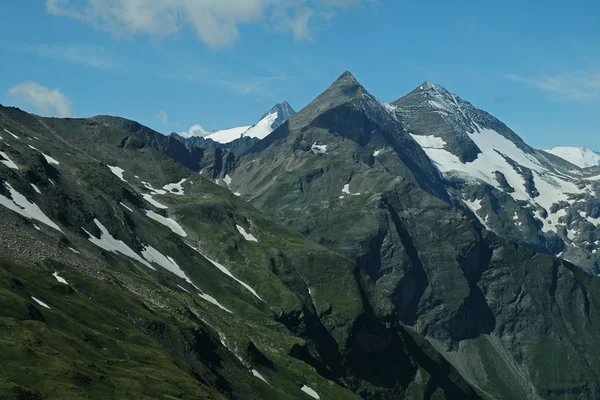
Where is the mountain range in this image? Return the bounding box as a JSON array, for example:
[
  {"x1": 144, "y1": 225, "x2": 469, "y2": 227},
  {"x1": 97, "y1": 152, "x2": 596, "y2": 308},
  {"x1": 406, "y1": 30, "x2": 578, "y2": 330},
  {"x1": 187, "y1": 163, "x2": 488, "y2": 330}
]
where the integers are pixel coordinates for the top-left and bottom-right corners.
[{"x1": 2, "y1": 71, "x2": 600, "y2": 400}]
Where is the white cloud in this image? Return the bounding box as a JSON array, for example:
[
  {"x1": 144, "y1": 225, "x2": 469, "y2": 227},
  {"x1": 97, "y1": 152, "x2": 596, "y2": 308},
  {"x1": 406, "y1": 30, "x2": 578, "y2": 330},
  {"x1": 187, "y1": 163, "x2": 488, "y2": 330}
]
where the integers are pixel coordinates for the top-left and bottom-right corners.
[
  {"x1": 155, "y1": 109, "x2": 169, "y2": 124},
  {"x1": 179, "y1": 124, "x2": 211, "y2": 138},
  {"x1": 8, "y1": 81, "x2": 74, "y2": 118},
  {"x1": 506, "y1": 71, "x2": 600, "y2": 102},
  {"x1": 26, "y1": 44, "x2": 116, "y2": 69},
  {"x1": 46, "y1": 0, "x2": 366, "y2": 48}
]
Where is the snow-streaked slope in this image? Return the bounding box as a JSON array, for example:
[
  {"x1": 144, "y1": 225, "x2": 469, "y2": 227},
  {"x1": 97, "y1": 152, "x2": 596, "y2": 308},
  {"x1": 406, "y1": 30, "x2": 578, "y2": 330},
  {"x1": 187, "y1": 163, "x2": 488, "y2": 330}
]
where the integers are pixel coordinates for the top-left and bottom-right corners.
[
  {"x1": 141, "y1": 209, "x2": 187, "y2": 237},
  {"x1": 83, "y1": 219, "x2": 154, "y2": 270},
  {"x1": 0, "y1": 151, "x2": 19, "y2": 170},
  {"x1": 544, "y1": 147, "x2": 600, "y2": 168},
  {"x1": 412, "y1": 126, "x2": 583, "y2": 233},
  {"x1": 0, "y1": 182, "x2": 63, "y2": 231},
  {"x1": 203, "y1": 126, "x2": 252, "y2": 144}
]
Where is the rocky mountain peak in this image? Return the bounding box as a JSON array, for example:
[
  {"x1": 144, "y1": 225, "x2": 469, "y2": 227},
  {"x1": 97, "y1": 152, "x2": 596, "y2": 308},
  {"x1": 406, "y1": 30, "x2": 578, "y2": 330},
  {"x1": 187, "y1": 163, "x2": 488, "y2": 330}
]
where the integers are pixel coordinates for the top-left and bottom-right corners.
[{"x1": 260, "y1": 101, "x2": 296, "y2": 131}]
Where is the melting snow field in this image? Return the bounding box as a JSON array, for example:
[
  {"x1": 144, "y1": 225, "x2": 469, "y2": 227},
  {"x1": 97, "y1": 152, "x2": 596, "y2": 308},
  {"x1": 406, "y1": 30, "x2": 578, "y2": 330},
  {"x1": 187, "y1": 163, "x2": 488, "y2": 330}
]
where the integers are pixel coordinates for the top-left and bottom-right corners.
[
  {"x1": 163, "y1": 178, "x2": 187, "y2": 195},
  {"x1": 196, "y1": 250, "x2": 262, "y2": 300},
  {"x1": 83, "y1": 219, "x2": 154, "y2": 270},
  {"x1": 53, "y1": 272, "x2": 68, "y2": 285},
  {"x1": 107, "y1": 165, "x2": 128, "y2": 182},
  {"x1": 198, "y1": 292, "x2": 232, "y2": 313},
  {"x1": 0, "y1": 151, "x2": 18, "y2": 170},
  {"x1": 223, "y1": 174, "x2": 232, "y2": 189},
  {"x1": 141, "y1": 181, "x2": 167, "y2": 195},
  {"x1": 461, "y1": 199, "x2": 490, "y2": 230},
  {"x1": 301, "y1": 385, "x2": 320, "y2": 399},
  {"x1": 0, "y1": 182, "x2": 62, "y2": 232},
  {"x1": 412, "y1": 126, "x2": 583, "y2": 233},
  {"x1": 252, "y1": 370, "x2": 269, "y2": 384},
  {"x1": 31, "y1": 296, "x2": 51, "y2": 309},
  {"x1": 3, "y1": 128, "x2": 19, "y2": 140},
  {"x1": 141, "y1": 209, "x2": 187, "y2": 237},
  {"x1": 341, "y1": 184, "x2": 361, "y2": 196},
  {"x1": 311, "y1": 143, "x2": 327, "y2": 155},
  {"x1": 28, "y1": 145, "x2": 60, "y2": 165},
  {"x1": 236, "y1": 224, "x2": 258, "y2": 242},
  {"x1": 141, "y1": 245, "x2": 194, "y2": 283},
  {"x1": 120, "y1": 202, "x2": 133, "y2": 212},
  {"x1": 30, "y1": 183, "x2": 41, "y2": 194},
  {"x1": 142, "y1": 194, "x2": 168, "y2": 209}
]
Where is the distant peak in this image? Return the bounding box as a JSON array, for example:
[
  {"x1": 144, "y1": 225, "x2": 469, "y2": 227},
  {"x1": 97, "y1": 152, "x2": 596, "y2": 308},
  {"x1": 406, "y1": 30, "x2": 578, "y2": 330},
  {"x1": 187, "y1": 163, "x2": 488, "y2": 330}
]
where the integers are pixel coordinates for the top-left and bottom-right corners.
[
  {"x1": 418, "y1": 81, "x2": 449, "y2": 93},
  {"x1": 340, "y1": 70, "x2": 357, "y2": 80},
  {"x1": 262, "y1": 101, "x2": 296, "y2": 121}
]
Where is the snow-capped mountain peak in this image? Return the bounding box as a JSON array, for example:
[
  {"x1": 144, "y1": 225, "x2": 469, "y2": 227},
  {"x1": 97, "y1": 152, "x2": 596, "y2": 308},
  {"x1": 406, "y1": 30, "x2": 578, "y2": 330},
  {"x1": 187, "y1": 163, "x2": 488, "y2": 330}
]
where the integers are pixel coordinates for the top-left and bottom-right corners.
[
  {"x1": 182, "y1": 102, "x2": 296, "y2": 144},
  {"x1": 544, "y1": 146, "x2": 600, "y2": 168}
]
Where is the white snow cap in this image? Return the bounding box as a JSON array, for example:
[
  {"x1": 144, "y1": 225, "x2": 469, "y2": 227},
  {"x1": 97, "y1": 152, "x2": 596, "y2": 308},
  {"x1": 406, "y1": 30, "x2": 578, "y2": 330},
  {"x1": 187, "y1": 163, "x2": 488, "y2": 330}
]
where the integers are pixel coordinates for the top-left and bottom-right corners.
[{"x1": 544, "y1": 147, "x2": 600, "y2": 168}]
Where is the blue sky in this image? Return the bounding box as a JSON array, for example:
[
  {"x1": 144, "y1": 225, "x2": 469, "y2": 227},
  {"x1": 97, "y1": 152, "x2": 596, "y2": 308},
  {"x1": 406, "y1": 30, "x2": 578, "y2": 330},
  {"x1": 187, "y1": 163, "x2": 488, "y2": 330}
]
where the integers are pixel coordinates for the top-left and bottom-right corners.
[{"x1": 0, "y1": 0, "x2": 598, "y2": 149}]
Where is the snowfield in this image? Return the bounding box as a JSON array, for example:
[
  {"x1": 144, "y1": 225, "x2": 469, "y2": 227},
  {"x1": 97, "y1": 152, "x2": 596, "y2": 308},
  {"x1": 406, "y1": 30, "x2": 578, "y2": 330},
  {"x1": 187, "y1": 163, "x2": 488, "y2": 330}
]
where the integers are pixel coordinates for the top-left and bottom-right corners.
[{"x1": 545, "y1": 147, "x2": 600, "y2": 168}]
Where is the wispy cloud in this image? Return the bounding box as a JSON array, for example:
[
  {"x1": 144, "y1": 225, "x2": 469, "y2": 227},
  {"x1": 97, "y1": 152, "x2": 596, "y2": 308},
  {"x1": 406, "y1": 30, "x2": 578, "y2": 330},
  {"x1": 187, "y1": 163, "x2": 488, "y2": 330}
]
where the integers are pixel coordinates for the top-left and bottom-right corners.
[
  {"x1": 505, "y1": 70, "x2": 600, "y2": 102},
  {"x1": 179, "y1": 124, "x2": 210, "y2": 138},
  {"x1": 46, "y1": 0, "x2": 367, "y2": 48},
  {"x1": 160, "y1": 67, "x2": 289, "y2": 97},
  {"x1": 25, "y1": 44, "x2": 116, "y2": 69},
  {"x1": 8, "y1": 81, "x2": 74, "y2": 118},
  {"x1": 155, "y1": 109, "x2": 169, "y2": 124}
]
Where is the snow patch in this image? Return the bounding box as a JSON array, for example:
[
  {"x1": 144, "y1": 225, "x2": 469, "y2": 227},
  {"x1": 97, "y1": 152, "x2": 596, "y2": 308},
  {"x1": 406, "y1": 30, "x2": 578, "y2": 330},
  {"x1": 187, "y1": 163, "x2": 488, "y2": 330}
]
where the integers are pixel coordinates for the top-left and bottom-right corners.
[
  {"x1": 198, "y1": 293, "x2": 232, "y2": 313},
  {"x1": 462, "y1": 198, "x2": 490, "y2": 230},
  {"x1": 83, "y1": 219, "x2": 154, "y2": 269},
  {"x1": 141, "y1": 245, "x2": 193, "y2": 283},
  {"x1": 31, "y1": 296, "x2": 51, "y2": 309},
  {"x1": 196, "y1": 250, "x2": 262, "y2": 301},
  {"x1": 341, "y1": 184, "x2": 361, "y2": 196},
  {"x1": 3, "y1": 128, "x2": 19, "y2": 139},
  {"x1": 236, "y1": 224, "x2": 258, "y2": 242},
  {"x1": 142, "y1": 194, "x2": 168, "y2": 209},
  {"x1": 373, "y1": 149, "x2": 382, "y2": 157},
  {"x1": 28, "y1": 145, "x2": 59, "y2": 165},
  {"x1": 223, "y1": 174, "x2": 232, "y2": 189},
  {"x1": 252, "y1": 370, "x2": 269, "y2": 384},
  {"x1": 163, "y1": 178, "x2": 187, "y2": 195},
  {"x1": 311, "y1": 143, "x2": 327, "y2": 155},
  {"x1": 177, "y1": 284, "x2": 191, "y2": 294},
  {"x1": 0, "y1": 151, "x2": 18, "y2": 170},
  {"x1": 119, "y1": 202, "x2": 133, "y2": 212},
  {"x1": 68, "y1": 247, "x2": 80, "y2": 254},
  {"x1": 301, "y1": 385, "x2": 320, "y2": 399},
  {"x1": 107, "y1": 165, "x2": 127, "y2": 182},
  {"x1": 53, "y1": 272, "x2": 68, "y2": 285},
  {"x1": 30, "y1": 183, "x2": 41, "y2": 194},
  {"x1": 141, "y1": 181, "x2": 167, "y2": 195},
  {"x1": 0, "y1": 182, "x2": 62, "y2": 231},
  {"x1": 141, "y1": 209, "x2": 187, "y2": 237}
]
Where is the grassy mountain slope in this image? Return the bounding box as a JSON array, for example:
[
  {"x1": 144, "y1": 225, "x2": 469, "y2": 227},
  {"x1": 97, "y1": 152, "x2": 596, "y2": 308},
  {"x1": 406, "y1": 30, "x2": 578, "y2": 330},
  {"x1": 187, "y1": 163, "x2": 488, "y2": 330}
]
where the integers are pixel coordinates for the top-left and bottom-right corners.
[{"x1": 0, "y1": 104, "x2": 481, "y2": 399}]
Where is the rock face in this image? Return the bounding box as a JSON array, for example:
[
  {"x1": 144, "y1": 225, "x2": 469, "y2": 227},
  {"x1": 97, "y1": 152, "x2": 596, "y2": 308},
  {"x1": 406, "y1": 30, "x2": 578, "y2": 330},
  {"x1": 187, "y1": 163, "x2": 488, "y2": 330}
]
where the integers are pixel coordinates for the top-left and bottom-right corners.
[
  {"x1": 392, "y1": 82, "x2": 600, "y2": 273},
  {"x1": 215, "y1": 72, "x2": 600, "y2": 399},
  {"x1": 0, "y1": 103, "x2": 481, "y2": 399}
]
